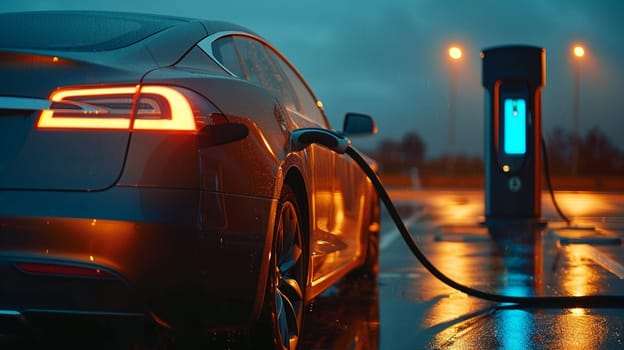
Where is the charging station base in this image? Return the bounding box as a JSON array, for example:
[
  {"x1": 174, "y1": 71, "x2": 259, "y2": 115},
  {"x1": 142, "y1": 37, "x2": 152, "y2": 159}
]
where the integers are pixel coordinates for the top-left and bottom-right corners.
[{"x1": 481, "y1": 218, "x2": 548, "y2": 230}]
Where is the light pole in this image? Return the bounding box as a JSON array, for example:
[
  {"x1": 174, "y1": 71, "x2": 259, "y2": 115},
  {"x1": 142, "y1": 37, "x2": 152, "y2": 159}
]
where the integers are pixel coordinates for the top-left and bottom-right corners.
[
  {"x1": 448, "y1": 46, "x2": 462, "y2": 174},
  {"x1": 572, "y1": 45, "x2": 584, "y2": 175}
]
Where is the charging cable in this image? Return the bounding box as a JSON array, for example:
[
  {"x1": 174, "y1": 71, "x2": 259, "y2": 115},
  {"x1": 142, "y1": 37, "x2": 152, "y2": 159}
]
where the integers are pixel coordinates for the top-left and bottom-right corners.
[
  {"x1": 293, "y1": 128, "x2": 624, "y2": 308},
  {"x1": 541, "y1": 135, "x2": 571, "y2": 225}
]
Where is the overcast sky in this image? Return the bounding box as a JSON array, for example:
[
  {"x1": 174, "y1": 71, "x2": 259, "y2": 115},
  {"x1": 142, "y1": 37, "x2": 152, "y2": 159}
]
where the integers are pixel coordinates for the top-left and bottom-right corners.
[{"x1": 2, "y1": 0, "x2": 623, "y2": 156}]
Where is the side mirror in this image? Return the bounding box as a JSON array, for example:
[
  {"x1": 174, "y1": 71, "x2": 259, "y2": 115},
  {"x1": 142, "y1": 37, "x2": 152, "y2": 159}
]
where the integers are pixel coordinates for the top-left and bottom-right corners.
[{"x1": 342, "y1": 113, "x2": 377, "y2": 137}]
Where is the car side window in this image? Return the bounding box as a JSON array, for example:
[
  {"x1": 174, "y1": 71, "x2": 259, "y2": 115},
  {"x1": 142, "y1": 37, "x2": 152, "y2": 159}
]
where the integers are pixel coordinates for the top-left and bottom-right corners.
[
  {"x1": 229, "y1": 36, "x2": 300, "y2": 112},
  {"x1": 266, "y1": 49, "x2": 328, "y2": 128},
  {"x1": 212, "y1": 36, "x2": 245, "y2": 77}
]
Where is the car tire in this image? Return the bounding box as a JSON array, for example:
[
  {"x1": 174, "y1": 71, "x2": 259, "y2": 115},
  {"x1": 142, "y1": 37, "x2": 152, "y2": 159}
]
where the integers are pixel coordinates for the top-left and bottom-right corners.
[{"x1": 252, "y1": 184, "x2": 306, "y2": 350}]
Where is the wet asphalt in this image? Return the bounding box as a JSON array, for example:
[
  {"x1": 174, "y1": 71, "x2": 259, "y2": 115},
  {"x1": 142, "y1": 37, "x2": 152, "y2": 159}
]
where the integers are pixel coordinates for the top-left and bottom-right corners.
[{"x1": 301, "y1": 189, "x2": 624, "y2": 349}]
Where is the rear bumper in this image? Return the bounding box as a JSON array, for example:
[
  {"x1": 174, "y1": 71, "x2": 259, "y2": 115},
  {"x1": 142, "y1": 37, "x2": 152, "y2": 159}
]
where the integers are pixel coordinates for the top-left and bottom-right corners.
[
  {"x1": 0, "y1": 186, "x2": 277, "y2": 330},
  {"x1": 0, "y1": 308, "x2": 146, "y2": 348}
]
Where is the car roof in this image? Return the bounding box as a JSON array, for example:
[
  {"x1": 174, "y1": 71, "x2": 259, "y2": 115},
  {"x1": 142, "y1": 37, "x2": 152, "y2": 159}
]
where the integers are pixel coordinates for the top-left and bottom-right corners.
[
  {"x1": 0, "y1": 11, "x2": 258, "y2": 52},
  {"x1": 0, "y1": 11, "x2": 263, "y2": 68}
]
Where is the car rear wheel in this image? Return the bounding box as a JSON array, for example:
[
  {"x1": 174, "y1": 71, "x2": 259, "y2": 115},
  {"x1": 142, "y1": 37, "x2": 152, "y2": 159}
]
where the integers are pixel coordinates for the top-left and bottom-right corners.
[{"x1": 253, "y1": 184, "x2": 306, "y2": 350}]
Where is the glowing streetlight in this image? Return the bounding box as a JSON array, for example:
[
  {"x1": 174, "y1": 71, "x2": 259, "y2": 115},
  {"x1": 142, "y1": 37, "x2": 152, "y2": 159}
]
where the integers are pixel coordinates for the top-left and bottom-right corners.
[
  {"x1": 449, "y1": 46, "x2": 462, "y2": 60},
  {"x1": 571, "y1": 44, "x2": 585, "y2": 175},
  {"x1": 447, "y1": 45, "x2": 463, "y2": 173}
]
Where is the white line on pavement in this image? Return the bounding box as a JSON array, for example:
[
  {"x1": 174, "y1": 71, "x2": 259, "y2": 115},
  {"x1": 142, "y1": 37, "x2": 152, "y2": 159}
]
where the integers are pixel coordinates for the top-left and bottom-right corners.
[
  {"x1": 567, "y1": 244, "x2": 624, "y2": 280},
  {"x1": 380, "y1": 211, "x2": 422, "y2": 251}
]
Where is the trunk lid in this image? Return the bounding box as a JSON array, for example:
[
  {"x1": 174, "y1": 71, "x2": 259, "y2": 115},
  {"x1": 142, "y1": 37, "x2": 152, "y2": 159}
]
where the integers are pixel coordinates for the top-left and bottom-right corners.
[{"x1": 0, "y1": 50, "x2": 144, "y2": 191}]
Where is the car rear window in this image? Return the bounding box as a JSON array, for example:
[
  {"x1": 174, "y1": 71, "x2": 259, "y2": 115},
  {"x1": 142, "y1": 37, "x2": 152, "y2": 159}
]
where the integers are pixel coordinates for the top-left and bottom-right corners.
[{"x1": 0, "y1": 12, "x2": 184, "y2": 51}]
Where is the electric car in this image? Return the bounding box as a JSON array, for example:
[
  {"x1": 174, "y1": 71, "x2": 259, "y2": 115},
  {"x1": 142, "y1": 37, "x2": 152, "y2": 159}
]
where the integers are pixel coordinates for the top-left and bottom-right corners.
[{"x1": 0, "y1": 11, "x2": 379, "y2": 349}]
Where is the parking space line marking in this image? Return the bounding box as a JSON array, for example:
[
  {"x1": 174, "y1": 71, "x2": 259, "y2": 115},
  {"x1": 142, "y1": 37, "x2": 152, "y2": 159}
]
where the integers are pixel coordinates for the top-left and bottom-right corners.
[
  {"x1": 380, "y1": 212, "x2": 421, "y2": 251},
  {"x1": 567, "y1": 244, "x2": 624, "y2": 279}
]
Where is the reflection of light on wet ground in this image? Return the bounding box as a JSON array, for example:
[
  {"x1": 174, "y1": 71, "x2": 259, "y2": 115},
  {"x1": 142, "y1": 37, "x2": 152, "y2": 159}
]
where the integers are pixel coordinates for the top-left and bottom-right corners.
[
  {"x1": 377, "y1": 189, "x2": 624, "y2": 349},
  {"x1": 425, "y1": 291, "x2": 472, "y2": 328},
  {"x1": 553, "y1": 192, "x2": 617, "y2": 218},
  {"x1": 429, "y1": 238, "x2": 488, "y2": 289},
  {"x1": 423, "y1": 240, "x2": 487, "y2": 328},
  {"x1": 561, "y1": 245, "x2": 603, "y2": 296},
  {"x1": 554, "y1": 243, "x2": 610, "y2": 348},
  {"x1": 431, "y1": 193, "x2": 482, "y2": 224},
  {"x1": 497, "y1": 309, "x2": 532, "y2": 350},
  {"x1": 565, "y1": 244, "x2": 624, "y2": 279},
  {"x1": 496, "y1": 236, "x2": 536, "y2": 350},
  {"x1": 558, "y1": 312, "x2": 608, "y2": 349}
]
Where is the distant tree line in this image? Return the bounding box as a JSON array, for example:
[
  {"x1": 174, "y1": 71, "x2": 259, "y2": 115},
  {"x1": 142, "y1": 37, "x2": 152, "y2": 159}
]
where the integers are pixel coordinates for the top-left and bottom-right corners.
[
  {"x1": 367, "y1": 131, "x2": 483, "y2": 177},
  {"x1": 545, "y1": 127, "x2": 624, "y2": 176},
  {"x1": 369, "y1": 128, "x2": 624, "y2": 177}
]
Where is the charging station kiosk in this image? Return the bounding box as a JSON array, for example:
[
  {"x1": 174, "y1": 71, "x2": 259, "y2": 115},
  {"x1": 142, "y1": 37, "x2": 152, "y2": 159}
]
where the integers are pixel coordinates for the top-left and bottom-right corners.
[{"x1": 482, "y1": 45, "x2": 545, "y2": 222}]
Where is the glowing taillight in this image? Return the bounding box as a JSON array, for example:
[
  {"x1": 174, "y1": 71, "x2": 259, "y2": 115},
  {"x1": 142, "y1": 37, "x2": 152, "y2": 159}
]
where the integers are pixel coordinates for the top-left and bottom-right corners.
[
  {"x1": 37, "y1": 86, "x2": 135, "y2": 129},
  {"x1": 134, "y1": 86, "x2": 195, "y2": 131},
  {"x1": 37, "y1": 85, "x2": 197, "y2": 131},
  {"x1": 15, "y1": 262, "x2": 114, "y2": 278}
]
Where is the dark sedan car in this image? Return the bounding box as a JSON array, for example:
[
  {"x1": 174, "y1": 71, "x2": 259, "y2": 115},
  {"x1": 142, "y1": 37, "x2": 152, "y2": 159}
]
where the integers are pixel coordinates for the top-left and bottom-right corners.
[{"x1": 0, "y1": 11, "x2": 379, "y2": 349}]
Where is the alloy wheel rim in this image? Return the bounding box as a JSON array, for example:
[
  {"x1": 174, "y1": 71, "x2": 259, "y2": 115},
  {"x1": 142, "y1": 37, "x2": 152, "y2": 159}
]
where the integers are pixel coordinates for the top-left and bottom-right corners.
[{"x1": 275, "y1": 201, "x2": 304, "y2": 349}]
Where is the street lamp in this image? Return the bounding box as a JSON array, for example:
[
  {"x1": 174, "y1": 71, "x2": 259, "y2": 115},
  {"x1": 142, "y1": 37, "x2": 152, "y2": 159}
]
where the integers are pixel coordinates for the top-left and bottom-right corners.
[
  {"x1": 449, "y1": 46, "x2": 462, "y2": 60},
  {"x1": 447, "y1": 46, "x2": 462, "y2": 173},
  {"x1": 572, "y1": 44, "x2": 585, "y2": 175}
]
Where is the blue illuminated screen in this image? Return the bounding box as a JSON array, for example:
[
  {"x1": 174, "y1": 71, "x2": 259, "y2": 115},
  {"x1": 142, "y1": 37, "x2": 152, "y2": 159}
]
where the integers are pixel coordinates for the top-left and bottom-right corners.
[{"x1": 504, "y1": 98, "x2": 526, "y2": 155}]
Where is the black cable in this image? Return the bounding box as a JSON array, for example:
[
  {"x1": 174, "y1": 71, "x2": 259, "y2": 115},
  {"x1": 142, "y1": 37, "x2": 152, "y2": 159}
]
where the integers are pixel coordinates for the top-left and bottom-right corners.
[
  {"x1": 541, "y1": 135, "x2": 571, "y2": 225},
  {"x1": 346, "y1": 145, "x2": 624, "y2": 308}
]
